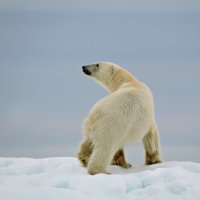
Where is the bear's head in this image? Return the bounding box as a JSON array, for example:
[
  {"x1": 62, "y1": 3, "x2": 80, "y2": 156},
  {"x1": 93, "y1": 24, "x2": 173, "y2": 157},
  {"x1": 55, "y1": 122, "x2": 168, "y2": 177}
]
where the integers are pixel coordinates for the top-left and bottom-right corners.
[{"x1": 82, "y1": 62, "x2": 119, "y2": 90}]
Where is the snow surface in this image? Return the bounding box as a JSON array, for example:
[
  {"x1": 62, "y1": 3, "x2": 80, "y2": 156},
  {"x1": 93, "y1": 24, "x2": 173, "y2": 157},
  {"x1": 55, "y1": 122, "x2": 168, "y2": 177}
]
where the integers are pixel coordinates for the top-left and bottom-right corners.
[{"x1": 0, "y1": 157, "x2": 200, "y2": 200}]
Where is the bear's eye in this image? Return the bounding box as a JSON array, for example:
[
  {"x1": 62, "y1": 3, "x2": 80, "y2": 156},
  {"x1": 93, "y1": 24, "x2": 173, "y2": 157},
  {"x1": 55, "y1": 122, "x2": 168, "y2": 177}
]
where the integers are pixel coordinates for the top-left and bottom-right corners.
[{"x1": 96, "y1": 64, "x2": 99, "y2": 68}]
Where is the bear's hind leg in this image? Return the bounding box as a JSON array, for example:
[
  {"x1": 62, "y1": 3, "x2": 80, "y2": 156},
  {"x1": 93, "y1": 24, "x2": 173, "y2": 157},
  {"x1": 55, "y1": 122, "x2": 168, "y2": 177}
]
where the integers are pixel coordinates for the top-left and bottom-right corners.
[
  {"x1": 112, "y1": 149, "x2": 132, "y2": 169},
  {"x1": 143, "y1": 124, "x2": 162, "y2": 165},
  {"x1": 77, "y1": 138, "x2": 93, "y2": 167},
  {"x1": 87, "y1": 142, "x2": 115, "y2": 175}
]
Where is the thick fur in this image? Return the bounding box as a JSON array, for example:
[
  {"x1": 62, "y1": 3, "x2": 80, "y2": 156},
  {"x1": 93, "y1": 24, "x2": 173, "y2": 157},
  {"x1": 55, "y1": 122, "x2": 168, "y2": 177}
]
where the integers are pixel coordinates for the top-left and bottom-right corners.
[{"x1": 78, "y1": 62, "x2": 162, "y2": 175}]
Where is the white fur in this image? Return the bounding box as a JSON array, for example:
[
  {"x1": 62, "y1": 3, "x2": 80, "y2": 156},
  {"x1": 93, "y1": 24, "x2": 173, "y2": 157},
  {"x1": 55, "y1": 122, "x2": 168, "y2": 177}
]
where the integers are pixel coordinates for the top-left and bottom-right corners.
[{"x1": 79, "y1": 62, "x2": 162, "y2": 174}]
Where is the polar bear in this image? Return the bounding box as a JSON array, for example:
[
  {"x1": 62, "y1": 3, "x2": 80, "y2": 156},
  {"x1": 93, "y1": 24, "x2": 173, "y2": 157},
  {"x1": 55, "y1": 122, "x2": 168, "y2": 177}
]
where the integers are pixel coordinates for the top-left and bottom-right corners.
[{"x1": 78, "y1": 62, "x2": 162, "y2": 175}]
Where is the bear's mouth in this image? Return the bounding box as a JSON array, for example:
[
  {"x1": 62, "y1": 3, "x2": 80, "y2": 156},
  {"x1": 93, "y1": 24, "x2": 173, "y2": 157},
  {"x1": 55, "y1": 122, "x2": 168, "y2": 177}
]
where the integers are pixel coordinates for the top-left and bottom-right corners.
[{"x1": 82, "y1": 66, "x2": 91, "y2": 75}]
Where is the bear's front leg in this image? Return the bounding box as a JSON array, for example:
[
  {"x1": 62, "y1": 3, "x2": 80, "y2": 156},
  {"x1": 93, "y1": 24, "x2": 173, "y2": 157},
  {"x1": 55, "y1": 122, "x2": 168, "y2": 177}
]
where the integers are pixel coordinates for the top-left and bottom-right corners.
[
  {"x1": 143, "y1": 124, "x2": 162, "y2": 165},
  {"x1": 112, "y1": 149, "x2": 132, "y2": 169}
]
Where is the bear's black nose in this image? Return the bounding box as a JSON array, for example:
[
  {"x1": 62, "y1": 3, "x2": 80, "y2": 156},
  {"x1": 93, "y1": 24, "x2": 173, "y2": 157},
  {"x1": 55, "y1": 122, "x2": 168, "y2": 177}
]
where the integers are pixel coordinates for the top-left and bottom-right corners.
[
  {"x1": 82, "y1": 66, "x2": 86, "y2": 70},
  {"x1": 82, "y1": 66, "x2": 91, "y2": 75}
]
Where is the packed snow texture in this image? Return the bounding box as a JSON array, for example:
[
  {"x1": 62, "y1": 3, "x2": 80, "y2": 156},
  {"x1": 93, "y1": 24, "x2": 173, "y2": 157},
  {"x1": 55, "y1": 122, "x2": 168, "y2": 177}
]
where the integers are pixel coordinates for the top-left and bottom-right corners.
[{"x1": 0, "y1": 157, "x2": 200, "y2": 200}]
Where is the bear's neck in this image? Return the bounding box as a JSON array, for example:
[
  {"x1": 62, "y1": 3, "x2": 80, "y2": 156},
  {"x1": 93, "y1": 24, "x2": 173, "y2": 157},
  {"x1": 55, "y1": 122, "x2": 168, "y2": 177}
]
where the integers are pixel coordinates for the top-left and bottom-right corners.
[{"x1": 108, "y1": 69, "x2": 141, "y2": 92}]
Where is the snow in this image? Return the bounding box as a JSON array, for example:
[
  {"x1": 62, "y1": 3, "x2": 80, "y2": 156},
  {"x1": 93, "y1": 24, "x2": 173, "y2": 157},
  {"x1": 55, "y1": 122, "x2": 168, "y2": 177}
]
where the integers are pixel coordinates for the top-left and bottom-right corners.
[{"x1": 0, "y1": 157, "x2": 200, "y2": 200}]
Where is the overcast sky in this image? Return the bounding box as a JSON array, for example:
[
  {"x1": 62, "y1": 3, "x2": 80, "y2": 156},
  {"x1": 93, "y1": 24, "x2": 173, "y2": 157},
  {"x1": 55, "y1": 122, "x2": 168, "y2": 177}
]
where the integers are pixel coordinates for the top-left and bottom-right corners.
[{"x1": 0, "y1": 0, "x2": 200, "y2": 164}]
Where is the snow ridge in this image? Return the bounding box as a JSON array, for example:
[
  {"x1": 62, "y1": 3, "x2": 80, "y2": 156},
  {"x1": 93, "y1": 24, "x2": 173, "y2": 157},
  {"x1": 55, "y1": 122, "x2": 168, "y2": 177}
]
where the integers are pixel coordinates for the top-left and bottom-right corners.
[{"x1": 0, "y1": 157, "x2": 200, "y2": 200}]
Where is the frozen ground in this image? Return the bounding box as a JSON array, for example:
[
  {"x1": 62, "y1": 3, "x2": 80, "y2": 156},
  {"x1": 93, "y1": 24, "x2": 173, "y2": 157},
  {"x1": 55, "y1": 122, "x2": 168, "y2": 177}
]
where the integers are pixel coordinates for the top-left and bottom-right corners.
[{"x1": 0, "y1": 157, "x2": 200, "y2": 200}]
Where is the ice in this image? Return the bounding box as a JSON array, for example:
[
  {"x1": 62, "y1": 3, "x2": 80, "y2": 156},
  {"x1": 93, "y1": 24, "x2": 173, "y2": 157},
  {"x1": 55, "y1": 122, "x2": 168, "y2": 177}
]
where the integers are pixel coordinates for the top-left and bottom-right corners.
[{"x1": 0, "y1": 157, "x2": 200, "y2": 200}]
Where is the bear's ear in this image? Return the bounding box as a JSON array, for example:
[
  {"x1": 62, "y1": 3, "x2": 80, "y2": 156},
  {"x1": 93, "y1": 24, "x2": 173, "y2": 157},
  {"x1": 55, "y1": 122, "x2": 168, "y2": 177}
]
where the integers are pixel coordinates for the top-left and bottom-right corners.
[{"x1": 110, "y1": 65, "x2": 115, "y2": 75}]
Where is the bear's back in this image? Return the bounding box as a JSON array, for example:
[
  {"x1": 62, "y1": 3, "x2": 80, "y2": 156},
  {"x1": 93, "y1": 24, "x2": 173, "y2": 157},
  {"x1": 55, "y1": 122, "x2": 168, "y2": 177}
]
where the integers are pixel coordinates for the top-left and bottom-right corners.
[{"x1": 85, "y1": 87, "x2": 154, "y2": 141}]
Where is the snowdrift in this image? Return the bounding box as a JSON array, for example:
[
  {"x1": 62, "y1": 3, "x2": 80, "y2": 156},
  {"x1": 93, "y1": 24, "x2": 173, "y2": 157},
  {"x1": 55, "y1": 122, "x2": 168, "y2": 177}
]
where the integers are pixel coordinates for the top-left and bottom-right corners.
[{"x1": 0, "y1": 157, "x2": 200, "y2": 200}]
